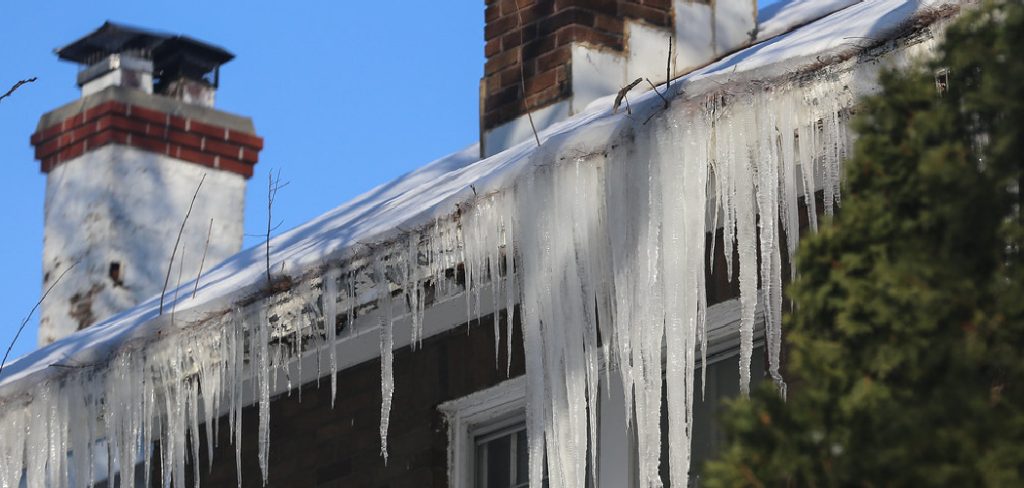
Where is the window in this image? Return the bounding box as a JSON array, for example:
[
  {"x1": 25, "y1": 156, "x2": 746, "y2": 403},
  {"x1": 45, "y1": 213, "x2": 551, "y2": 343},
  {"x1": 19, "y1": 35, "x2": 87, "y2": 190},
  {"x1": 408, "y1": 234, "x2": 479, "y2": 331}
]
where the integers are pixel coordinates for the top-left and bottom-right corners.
[
  {"x1": 660, "y1": 345, "x2": 767, "y2": 486},
  {"x1": 439, "y1": 377, "x2": 527, "y2": 488},
  {"x1": 474, "y1": 422, "x2": 530, "y2": 488}
]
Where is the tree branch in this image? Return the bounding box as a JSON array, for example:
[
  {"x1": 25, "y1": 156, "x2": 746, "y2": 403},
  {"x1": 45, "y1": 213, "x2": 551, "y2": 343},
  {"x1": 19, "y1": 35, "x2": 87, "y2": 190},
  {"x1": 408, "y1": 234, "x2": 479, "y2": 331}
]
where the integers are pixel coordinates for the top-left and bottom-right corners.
[
  {"x1": 0, "y1": 77, "x2": 37, "y2": 104},
  {"x1": 160, "y1": 174, "x2": 206, "y2": 315},
  {"x1": 514, "y1": 1, "x2": 541, "y2": 147},
  {"x1": 0, "y1": 260, "x2": 79, "y2": 376},
  {"x1": 193, "y1": 218, "x2": 214, "y2": 299}
]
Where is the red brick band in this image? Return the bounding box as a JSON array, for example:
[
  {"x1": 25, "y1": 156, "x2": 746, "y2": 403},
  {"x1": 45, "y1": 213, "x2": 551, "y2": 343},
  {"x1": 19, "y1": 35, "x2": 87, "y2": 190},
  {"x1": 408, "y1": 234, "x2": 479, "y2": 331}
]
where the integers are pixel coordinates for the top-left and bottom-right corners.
[{"x1": 31, "y1": 101, "x2": 263, "y2": 178}]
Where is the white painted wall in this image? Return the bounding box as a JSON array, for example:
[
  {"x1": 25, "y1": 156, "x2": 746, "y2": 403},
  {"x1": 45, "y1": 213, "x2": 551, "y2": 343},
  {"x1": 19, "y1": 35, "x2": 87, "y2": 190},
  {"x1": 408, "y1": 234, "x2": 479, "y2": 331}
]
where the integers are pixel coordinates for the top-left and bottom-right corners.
[
  {"x1": 674, "y1": 1, "x2": 716, "y2": 72},
  {"x1": 482, "y1": 100, "x2": 570, "y2": 158},
  {"x1": 39, "y1": 145, "x2": 246, "y2": 345},
  {"x1": 570, "y1": 44, "x2": 627, "y2": 114}
]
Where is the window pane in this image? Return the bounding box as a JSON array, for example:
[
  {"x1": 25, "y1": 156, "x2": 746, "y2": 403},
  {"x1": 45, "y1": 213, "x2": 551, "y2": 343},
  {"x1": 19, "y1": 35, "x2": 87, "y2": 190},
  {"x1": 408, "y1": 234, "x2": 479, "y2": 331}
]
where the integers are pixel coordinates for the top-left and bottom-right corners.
[
  {"x1": 477, "y1": 429, "x2": 513, "y2": 488},
  {"x1": 660, "y1": 346, "x2": 767, "y2": 486},
  {"x1": 515, "y1": 429, "x2": 528, "y2": 486}
]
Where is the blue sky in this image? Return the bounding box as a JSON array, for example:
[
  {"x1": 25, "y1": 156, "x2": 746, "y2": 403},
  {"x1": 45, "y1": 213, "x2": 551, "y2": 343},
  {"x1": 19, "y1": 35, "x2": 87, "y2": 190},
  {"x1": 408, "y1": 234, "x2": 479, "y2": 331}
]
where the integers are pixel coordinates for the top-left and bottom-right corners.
[{"x1": 0, "y1": 0, "x2": 780, "y2": 362}]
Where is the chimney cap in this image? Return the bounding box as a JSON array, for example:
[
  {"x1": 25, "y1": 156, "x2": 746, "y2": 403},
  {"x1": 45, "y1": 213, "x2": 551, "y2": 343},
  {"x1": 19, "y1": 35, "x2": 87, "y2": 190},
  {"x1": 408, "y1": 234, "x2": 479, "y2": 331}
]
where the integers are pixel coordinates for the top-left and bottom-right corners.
[{"x1": 56, "y1": 21, "x2": 234, "y2": 70}]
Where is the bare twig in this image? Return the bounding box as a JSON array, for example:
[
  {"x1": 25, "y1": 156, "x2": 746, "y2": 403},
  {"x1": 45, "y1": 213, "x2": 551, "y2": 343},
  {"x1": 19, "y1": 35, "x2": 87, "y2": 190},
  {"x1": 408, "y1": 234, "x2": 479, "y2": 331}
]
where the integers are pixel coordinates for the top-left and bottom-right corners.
[
  {"x1": 0, "y1": 261, "x2": 78, "y2": 376},
  {"x1": 171, "y1": 246, "x2": 187, "y2": 323},
  {"x1": 266, "y1": 170, "x2": 287, "y2": 284},
  {"x1": 645, "y1": 78, "x2": 670, "y2": 109},
  {"x1": 160, "y1": 174, "x2": 206, "y2": 315},
  {"x1": 192, "y1": 219, "x2": 214, "y2": 299},
  {"x1": 514, "y1": 1, "x2": 541, "y2": 147},
  {"x1": 613, "y1": 78, "x2": 644, "y2": 114},
  {"x1": 245, "y1": 220, "x2": 284, "y2": 237},
  {"x1": 0, "y1": 77, "x2": 37, "y2": 104},
  {"x1": 667, "y1": 35, "x2": 673, "y2": 90}
]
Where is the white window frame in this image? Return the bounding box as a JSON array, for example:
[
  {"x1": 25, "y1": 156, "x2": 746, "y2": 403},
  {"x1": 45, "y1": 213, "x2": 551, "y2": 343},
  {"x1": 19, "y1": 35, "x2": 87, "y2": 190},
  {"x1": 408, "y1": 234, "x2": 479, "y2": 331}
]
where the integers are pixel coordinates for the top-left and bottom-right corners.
[{"x1": 439, "y1": 377, "x2": 527, "y2": 488}]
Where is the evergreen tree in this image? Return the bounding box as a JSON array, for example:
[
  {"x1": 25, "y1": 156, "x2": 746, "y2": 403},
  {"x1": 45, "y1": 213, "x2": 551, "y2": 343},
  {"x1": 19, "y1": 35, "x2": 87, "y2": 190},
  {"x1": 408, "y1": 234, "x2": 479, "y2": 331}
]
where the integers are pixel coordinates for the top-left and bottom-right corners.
[{"x1": 704, "y1": 1, "x2": 1024, "y2": 485}]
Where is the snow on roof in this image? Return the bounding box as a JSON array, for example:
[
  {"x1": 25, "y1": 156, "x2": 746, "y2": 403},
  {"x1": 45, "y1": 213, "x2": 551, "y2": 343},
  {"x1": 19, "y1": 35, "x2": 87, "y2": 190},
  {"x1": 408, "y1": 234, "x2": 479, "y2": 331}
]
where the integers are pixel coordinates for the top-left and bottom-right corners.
[
  {"x1": 756, "y1": 0, "x2": 863, "y2": 42},
  {"x1": 0, "y1": 0, "x2": 956, "y2": 396}
]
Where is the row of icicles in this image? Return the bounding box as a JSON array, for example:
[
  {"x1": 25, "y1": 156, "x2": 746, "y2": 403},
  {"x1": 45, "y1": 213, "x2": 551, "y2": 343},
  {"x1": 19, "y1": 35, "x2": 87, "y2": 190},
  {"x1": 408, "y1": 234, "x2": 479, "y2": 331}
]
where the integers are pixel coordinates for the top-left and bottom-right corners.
[{"x1": 0, "y1": 74, "x2": 852, "y2": 488}]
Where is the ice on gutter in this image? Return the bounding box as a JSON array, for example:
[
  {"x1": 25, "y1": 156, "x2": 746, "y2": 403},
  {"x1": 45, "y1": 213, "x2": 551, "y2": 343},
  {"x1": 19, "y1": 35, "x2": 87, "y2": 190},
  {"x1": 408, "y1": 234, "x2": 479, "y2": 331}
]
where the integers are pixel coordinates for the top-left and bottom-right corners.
[{"x1": 0, "y1": 1, "x2": 958, "y2": 487}]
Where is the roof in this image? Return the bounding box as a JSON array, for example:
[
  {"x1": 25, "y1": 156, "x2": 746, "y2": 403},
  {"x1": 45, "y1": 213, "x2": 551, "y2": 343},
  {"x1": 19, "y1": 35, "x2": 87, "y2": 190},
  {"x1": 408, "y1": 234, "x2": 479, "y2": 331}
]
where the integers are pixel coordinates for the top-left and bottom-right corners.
[
  {"x1": 0, "y1": 0, "x2": 958, "y2": 397},
  {"x1": 56, "y1": 21, "x2": 234, "y2": 73}
]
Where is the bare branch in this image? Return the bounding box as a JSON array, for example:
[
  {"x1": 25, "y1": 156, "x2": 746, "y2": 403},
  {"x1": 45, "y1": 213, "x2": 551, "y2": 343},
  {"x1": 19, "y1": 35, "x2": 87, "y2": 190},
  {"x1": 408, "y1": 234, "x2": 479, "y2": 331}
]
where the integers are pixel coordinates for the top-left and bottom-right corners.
[
  {"x1": 645, "y1": 78, "x2": 670, "y2": 109},
  {"x1": 666, "y1": 35, "x2": 673, "y2": 90},
  {"x1": 514, "y1": 1, "x2": 541, "y2": 147},
  {"x1": 160, "y1": 174, "x2": 206, "y2": 315},
  {"x1": 0, "y1": 77, "x2": 37, "y2": 104},
  {"x1": 193, "y1": 218, "x2": 214, "y2": 299},
  {"x1": 613, "y1": 78, "x2": 644, "y2": 114},
  {"x1": 1, "y1": 260, "x2": 79, "y2": 376},
  {"x1": 170, "y1": 246, "x2": 187, "y2": 323},
  {"x1": 266, "y1": 170, "x2": 286, "y2": 284}
]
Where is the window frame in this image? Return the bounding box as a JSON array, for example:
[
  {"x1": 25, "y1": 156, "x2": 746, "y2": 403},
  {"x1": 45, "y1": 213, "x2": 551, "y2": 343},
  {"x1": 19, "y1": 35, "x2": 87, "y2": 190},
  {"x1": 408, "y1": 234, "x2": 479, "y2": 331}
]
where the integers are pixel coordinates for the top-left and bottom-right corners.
[{"x1": 439, "y1": 377, "x2": 527, "y2": 488}]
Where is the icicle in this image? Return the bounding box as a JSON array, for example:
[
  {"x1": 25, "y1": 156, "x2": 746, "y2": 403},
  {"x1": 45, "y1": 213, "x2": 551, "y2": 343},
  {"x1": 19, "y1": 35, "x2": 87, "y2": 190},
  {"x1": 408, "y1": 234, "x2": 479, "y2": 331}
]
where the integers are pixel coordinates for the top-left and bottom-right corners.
[
  {"x1": 504, "y1": 212, "x2": 517, "y2": 377},
  {"x1": 255, "y1": 308, "x2": 271, "y2": 486},
  {"x1": 376, "y1": 257, "x2": 395, "y2": 464},
  {"x1": 324, "y1": 267, "x2": 339, "y2": 407},
  {"x1": 659, "y1": 110, "x2": 708, "y2": 486},
  {"x1": 407, "y1": 232, "x2": 424, "y2": 349}
]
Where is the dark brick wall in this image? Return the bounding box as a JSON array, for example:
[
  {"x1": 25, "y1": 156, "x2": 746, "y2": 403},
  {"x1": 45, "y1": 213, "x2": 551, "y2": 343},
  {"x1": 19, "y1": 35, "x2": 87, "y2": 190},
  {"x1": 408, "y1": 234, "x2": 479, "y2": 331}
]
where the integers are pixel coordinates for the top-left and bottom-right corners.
[
  {"x1": 185, "y1": 310, "x2": 525, "y2": 488},
  {"x1": 482, "y1": 0, "x2": 673, "y2": 131}
]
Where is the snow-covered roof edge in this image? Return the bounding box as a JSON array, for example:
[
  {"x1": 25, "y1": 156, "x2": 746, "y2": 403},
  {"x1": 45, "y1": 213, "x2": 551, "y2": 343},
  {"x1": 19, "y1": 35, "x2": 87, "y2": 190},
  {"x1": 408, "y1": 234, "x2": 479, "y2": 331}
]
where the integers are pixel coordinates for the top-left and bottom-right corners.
[{"x1": 0, "y1": 0, "x2": 961, "y2": 400}]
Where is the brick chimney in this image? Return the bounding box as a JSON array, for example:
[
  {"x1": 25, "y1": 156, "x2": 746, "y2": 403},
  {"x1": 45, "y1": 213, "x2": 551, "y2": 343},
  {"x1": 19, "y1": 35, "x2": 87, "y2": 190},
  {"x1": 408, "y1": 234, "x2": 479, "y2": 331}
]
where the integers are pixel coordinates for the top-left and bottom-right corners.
[
  {"x1": 481, "y1": 0, "x2": 756, "y2": 156},
  {"x1": 30, "y1": 22, "x2": 263, "y2": 345}
]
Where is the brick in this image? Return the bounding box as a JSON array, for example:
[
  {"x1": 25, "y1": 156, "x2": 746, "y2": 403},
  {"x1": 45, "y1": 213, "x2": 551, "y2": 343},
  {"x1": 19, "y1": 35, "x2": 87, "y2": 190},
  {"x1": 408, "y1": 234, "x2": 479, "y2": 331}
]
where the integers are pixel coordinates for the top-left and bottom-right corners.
[
  {"x1": 520, "y1": 34, "x2": 556, "y2": 59},
  {"x1": 525, "y1": 67, "x2": 559, "y2": 96},
  {"x1": 168, "y1": 114, "x2": 188, "y2": 131},
  {"x1": 485, "y1": 37, "x2": 501, "y2": 57},
  {"x1": 535, "y1": 45, "x2": 571, "y2": 72},
  {"x1": 499, "y1": 66, "x2": 522, "y2": 89},
  {"x1": 620, "y1": 2, "x2": 671, "y2": 26},
  {"x1": 61, "y1": 113, "x2": 85, "y2": 132},
  {"x1": 203, "y1": 138, "x2": 242, "y2": 159},
  {"x1": 83, "y1": 101, "x2": 116, "y2": 122},
  {"x1": 57, "y1": 141, "x2": 85, "y2": 162},
  {"x1": 575, "y1": 25, "x2": 623, "y2": 48},
  {"x1": 130, "y1": 135, "x2": 168, "y2": 154},
  {"x1": 110, "y1": 115, "x2": 149, "y2": 136},
  {"x1": 484, "y1": 48, "x2": 519, "y2": 75},
  {"x1": 226, "y1": 130, "x2": 264, "y2": 150},
  {"x1": 594, "y1": 12, "x2": 624, "y2": 34},
  {"x1": 176, "y1": 147, "x2": 217, "y2": 167},
  {"x1": 167, "y1": 130, "x2": 203, "y2": 149},
  {"x1": 239, "y1": 147, "x2": 260, "y2": 164},
  {"x1": 129, "y1": 105, "x2": 169, "y2": 125},
  {"x1": 642, "y1": 0, "x2": 671, "y2": 10},
  {"x1": 485, "y1": 4, "x2": 501, "y2": 22},
  {"x1": 30, "y1": 123, "x2": 62, "y2": 145},
  {"x1": 217, "y1": 158, "x2": 254, "y2": 178},
  {"x1": 501, "y1": 23, "x2": 537, "y2": 50},
  {"x1": 189, "y1": 120, "x2": 228, "y2": 139},
  {"x1": 485, "y1": 14, "x2": 517, "y2": 41},
  {"x1": 86, "y1": 130, "x2": 115, "y2": 149}
]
